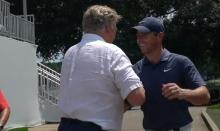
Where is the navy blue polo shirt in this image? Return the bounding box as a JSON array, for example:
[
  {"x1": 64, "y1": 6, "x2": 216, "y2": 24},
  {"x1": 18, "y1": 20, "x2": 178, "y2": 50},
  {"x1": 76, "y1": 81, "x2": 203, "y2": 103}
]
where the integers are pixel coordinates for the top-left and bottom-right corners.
[{"x1": 133, "y1": 49, "x2": 205, "y2": 129}]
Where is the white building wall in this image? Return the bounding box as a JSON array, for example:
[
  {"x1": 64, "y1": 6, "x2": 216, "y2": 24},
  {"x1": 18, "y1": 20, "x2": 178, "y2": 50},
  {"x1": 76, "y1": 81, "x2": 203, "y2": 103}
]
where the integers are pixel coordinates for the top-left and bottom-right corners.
[{"x1": 0, "y1": 36, "x2": 42, "y2": 128}]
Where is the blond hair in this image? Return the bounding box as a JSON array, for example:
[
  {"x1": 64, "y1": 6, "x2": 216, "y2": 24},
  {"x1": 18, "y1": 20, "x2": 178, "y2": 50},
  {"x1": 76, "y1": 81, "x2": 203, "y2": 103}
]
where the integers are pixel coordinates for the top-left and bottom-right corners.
[{"x1": 82, "y1": 5, "x2": 121, "y2": 33}]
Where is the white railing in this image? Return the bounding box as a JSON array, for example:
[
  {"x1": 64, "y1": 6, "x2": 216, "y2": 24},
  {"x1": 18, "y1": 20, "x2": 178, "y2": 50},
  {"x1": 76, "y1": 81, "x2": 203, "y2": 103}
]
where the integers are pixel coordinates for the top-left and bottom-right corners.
[
  {"x1": 0, "y1": 0, "x2": 10, "y2": 31},
  {"x1": 9, "y1": 14, "x2": 35, "y2": 44},
  {"x1": 0, "y1": 0, "x2": 35, "y2": 44},
  {"x1": 19, "y1": 14, "x2": 35, "y2": 22},
  {"x1": 37, "y1": 63, "x2": 61, "y2": 79},
  {"x1": 37, "y1": 63, "x2": 61, "y2": 105}
]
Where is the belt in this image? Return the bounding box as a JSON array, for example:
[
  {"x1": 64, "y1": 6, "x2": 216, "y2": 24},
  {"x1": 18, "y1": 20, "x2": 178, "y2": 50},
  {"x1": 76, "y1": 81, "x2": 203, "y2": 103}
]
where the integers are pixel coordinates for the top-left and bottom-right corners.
[
  {"x1": 158, "y1": 129, "x2": 179, "y2": 131},
  {"x1": 146, "y1": 123, "x2": 192, "y2": 131},
  {"x1": 146, "y1": 128, "x2": 180, "y2": 131},
  {"x1": 61, "y1": 117, "x2": 106, "y2": 131}
]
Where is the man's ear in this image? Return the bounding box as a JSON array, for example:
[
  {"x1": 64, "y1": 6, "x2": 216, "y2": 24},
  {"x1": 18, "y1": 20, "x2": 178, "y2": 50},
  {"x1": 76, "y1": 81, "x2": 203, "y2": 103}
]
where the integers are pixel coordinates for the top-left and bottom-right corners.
[
  {"x1": 105, "y1": 25, "x2": 112, "y2": 33},
  {"x1": 158, "y1": 32, "x2": 164, "y2": 39}
]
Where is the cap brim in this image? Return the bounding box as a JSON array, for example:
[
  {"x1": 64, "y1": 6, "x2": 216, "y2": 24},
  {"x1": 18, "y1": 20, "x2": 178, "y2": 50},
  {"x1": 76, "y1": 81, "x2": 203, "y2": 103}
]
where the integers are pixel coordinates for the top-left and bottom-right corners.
[{"x1": 132, "y1": 26, "x2": 150, "y2": 33}]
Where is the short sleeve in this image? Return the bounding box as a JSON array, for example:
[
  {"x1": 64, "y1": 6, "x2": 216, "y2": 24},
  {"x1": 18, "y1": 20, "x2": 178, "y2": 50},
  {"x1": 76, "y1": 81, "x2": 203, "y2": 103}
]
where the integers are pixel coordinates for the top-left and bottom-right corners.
[
  {"x1": 183, "y1": 57, "x2": 206, "y2": 89},
  {"x1": 111, "y1": 48, "x2": 143, "y2": 99},
  {"x1": 0, "y1": 90, "x2": 9, "y2": 111}
]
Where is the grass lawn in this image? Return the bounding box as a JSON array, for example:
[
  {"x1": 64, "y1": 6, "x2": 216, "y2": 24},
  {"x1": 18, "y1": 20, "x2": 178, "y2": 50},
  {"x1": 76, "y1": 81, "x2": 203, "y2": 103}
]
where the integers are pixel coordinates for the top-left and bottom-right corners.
[
  {"x1": 7, "y1": 127, "x2": 28, "y2": 131},
  {"x1": 207, "y1": 104, "x2": 220, "y2": 129}
]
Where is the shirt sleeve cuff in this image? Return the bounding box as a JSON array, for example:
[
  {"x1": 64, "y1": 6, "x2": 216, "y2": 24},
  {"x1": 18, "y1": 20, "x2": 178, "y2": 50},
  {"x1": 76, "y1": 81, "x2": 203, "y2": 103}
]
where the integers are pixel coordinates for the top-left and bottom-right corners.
[{"x1": 121, "y1": 82, "x2": 143, "y2": 100}]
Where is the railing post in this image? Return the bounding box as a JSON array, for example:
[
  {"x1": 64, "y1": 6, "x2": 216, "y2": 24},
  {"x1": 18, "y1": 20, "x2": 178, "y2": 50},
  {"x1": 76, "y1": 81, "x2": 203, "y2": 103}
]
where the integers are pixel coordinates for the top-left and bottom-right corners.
[{"x1": 23, "y1": 0, "x2": 27, "y2": 20}]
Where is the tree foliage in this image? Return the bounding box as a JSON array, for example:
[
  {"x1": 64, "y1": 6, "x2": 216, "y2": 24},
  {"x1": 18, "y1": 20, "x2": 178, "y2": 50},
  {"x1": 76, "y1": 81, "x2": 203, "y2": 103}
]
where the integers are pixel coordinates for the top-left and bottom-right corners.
[{"x1": 7, "y1": 0, "x2": 220, "y2": 75}]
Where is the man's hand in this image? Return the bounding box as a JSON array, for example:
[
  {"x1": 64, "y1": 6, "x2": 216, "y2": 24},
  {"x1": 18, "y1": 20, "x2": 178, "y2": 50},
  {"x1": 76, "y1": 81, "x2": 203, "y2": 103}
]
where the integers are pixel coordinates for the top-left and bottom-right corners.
[
  {"x1": 162, "y1": 83, "x2": 210, "y2": 105},
  {"x1": 161, "y1": 83, "x2": 185, "y2": 100}
]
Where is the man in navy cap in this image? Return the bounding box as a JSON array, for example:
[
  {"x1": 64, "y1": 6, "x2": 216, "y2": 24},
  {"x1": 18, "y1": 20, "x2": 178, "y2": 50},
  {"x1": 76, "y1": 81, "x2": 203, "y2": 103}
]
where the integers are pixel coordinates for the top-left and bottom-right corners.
[{"x1": 132, "y1": 16, "x2": 210, "y2": 131}]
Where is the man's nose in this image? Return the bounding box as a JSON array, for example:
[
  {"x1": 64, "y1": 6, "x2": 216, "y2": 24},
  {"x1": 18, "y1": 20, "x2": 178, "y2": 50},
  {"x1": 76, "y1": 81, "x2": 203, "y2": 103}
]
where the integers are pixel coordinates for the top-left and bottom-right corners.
[{"x1": 137, "y1": 36, "x2": 143, "y2": 43}]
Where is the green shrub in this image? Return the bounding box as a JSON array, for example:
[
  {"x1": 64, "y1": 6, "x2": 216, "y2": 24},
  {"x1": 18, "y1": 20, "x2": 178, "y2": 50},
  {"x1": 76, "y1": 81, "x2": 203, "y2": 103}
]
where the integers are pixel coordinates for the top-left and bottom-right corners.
[{"x1": 208, "y1": 104, "x2": 220, "y2": 109}]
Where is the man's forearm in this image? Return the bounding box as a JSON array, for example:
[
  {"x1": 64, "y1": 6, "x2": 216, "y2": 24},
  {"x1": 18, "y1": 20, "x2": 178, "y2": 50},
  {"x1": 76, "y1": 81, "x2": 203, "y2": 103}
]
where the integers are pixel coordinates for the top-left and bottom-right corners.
[
  {"x1": 182, "y1": 86, "x2": 210, "y2": 105},
  {"x1": 126, "y1": 87, "x2": 145, "y2": 106},
  {"x1": 0, "y1": 107, "x2": 10, "y2": 127}
]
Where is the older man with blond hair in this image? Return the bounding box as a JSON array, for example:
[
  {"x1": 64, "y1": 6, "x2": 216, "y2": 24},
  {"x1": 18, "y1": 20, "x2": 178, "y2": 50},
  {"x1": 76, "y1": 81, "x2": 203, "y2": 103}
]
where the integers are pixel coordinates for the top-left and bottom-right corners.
[{"x1": 58, "y1": 5, "x2": 145, "y2": 131}]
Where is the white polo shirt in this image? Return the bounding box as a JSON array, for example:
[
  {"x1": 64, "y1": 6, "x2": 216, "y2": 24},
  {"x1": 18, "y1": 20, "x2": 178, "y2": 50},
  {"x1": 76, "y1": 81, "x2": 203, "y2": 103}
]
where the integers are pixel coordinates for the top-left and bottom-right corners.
[{"x1": 58, "y1": 33, "x2": 143, "y2": 130}]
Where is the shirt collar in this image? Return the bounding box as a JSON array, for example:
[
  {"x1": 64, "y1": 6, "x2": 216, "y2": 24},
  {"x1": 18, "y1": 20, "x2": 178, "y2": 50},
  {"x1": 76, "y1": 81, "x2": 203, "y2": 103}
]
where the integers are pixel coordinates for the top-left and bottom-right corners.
[
  {"x1": 160, "y1": 48, "x2": 171, "y2": 61},
  {"x1": 143, "y1": 48, "x2": 171, "y2": 65},
  {"x1": 80, "y1": 33, "x2": 105, "y2": 43}
]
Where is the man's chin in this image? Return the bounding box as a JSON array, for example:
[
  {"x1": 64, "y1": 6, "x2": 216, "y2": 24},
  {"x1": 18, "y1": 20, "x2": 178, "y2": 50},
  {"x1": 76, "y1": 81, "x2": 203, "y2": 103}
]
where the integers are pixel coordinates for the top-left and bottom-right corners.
[
  {"x1": 141, "y1": 50, "x2": 151, "y2": 56},
  {"x1": 140, "y1": 50, "x2": 147, "y2": 54}
]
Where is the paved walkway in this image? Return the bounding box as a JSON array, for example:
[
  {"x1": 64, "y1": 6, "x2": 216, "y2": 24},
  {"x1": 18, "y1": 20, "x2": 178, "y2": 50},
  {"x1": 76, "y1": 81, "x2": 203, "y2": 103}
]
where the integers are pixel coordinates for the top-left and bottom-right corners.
[
  {"x1": 189, "y1": 106, "x2": 208, "y2": 131},
  {"x1": 29, "y1": 106, "x2": 209, "y2": 131}
]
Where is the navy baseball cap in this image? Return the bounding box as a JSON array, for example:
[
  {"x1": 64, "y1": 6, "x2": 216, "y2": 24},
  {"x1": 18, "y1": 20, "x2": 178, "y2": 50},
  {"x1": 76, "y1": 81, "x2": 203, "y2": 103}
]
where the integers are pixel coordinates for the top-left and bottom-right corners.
[{"x1": 132, "y1": 16, "x2": 164, "y2": 33}]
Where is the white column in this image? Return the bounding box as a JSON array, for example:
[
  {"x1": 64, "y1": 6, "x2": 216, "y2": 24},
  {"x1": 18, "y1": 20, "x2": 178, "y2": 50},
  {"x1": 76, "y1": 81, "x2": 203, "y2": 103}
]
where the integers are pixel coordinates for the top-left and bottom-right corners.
[{"x1": 23, "y1": 0, "x2": 27, "y2": 19}]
